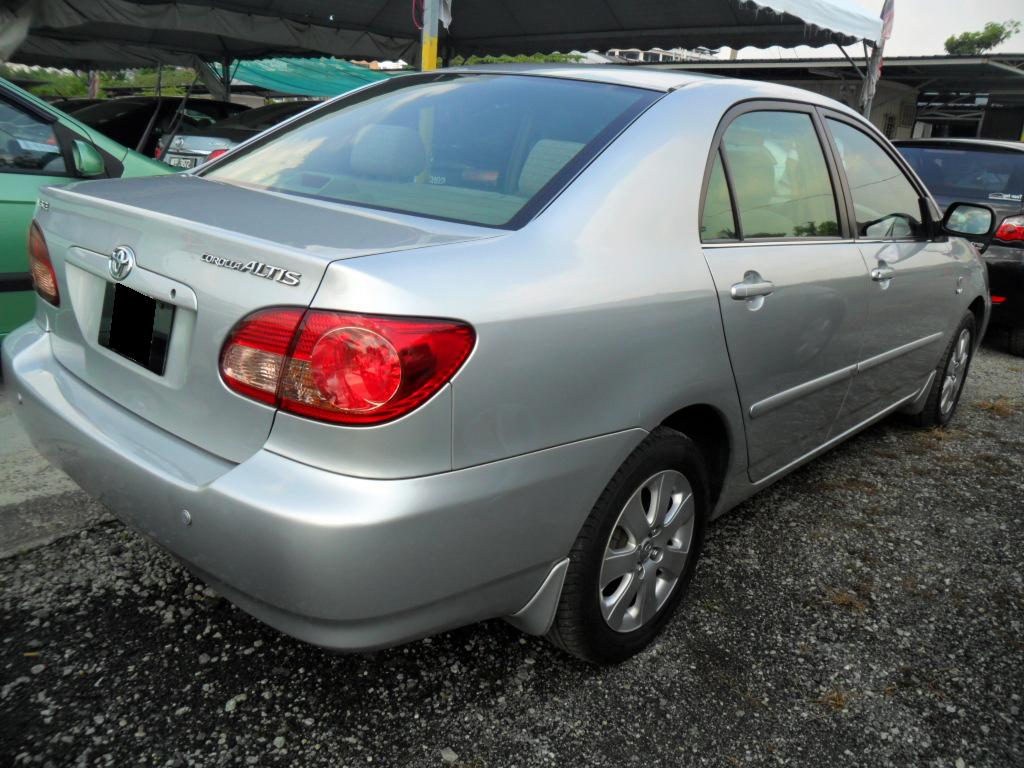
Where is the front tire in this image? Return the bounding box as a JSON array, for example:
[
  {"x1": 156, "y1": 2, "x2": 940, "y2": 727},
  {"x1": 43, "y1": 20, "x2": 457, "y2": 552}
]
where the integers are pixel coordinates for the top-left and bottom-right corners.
[
  {"x1": 547, "y1": 427, "x2": 708, "y2": 664},
  {"x1": 910, "y1": 312, "x2": 975, "y2": 428}
]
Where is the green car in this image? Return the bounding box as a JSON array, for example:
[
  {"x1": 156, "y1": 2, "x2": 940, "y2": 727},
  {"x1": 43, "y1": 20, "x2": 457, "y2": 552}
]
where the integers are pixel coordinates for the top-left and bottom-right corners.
[{"x1": 1, "y1": 78, "x2": 170, "y2": 340}]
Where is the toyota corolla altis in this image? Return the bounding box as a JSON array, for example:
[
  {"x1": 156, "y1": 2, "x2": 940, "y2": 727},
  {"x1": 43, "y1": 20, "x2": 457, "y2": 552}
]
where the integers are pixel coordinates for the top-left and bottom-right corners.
[{"x1": 3, "y1": 67, "x2": 994, "y2": 663}]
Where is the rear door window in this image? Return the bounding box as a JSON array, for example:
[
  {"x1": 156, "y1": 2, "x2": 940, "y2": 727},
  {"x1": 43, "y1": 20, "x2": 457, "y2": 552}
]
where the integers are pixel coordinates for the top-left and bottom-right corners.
[
  {"x1": 827, "y1": 119, "x2": 925, "y2": 240},
  {"x1": 700, "y1": 151, "x2": 737, "y2": 240},
  {"x1": 720, "y1": 111, "x2": 839, "y2": 239},
  {"x1": 202, "y1": 74, "x2": 658, "y2": 228}
]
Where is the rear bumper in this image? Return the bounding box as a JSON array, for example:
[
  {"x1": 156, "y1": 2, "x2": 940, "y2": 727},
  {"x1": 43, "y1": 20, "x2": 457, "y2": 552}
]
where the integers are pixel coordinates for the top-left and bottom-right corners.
[
  {"x1": 2, "y1": 323, "x2": 643, "y2": 650},
  {"x1": 984, "y1": 245, "x2": 1024, "y2": 327}
]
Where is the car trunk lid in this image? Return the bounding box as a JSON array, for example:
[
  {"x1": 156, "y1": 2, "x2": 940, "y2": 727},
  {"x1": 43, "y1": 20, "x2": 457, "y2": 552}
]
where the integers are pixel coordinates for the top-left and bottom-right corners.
[{"x1": 38, "y1": 174, "x2": 497, "y2": 462}]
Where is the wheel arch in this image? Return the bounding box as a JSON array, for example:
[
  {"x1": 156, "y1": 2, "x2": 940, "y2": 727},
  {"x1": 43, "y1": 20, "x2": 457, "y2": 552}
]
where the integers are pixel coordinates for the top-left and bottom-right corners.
[
  {"x1": 967, "y1": 294, "x2": 986, "y2": 345},
  {"x1": 659, "y1": 403, "x2": 731, "y2": 512}
]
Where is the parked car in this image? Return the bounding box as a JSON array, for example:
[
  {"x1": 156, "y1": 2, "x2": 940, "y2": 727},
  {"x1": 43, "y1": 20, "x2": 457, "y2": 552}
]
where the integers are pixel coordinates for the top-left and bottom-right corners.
[
  {"x1": 159, "y1": 100, "x2": 319, "y2": 169},
  {"x1": 896, "y1": 139, "x2": 1024, "y2": 355},
  {"x1": 47, "y1": 97, "x2": 105, "y2": 113},
  {"x1": 0, "y1": 78, "x2": 170, "y2": 342},
  {"x1": 3, "y1": 68, "x2": 994, "y2": 664},
  {"x1": 72, "y1": 96, "x2": 248, "y2": 158}
]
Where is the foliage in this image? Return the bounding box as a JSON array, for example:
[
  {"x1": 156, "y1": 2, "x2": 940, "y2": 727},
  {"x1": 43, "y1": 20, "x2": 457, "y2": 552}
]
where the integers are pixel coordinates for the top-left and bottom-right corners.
[
  {"x1": 447, "y1": 52, "x2": 584, "y2": 66},
  {"x1": 944, "y1": 20, "x2": 1021, "y2": 55},
  {"x1": 0, "y1": 65, "x2": 198, "y2": 99},
  {"x1": 0, "y1": 65, "x2": 89, "y2": 97}
]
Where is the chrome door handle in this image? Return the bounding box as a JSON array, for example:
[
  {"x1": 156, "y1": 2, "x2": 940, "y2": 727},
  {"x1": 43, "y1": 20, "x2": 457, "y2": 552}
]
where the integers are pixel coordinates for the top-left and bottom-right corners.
[
  {"x1": 871, "y1": 265, "x2": 896, "y2": 282},
  {"x1": 730, "y1": 279, "x2": 775, "y2": 300}
]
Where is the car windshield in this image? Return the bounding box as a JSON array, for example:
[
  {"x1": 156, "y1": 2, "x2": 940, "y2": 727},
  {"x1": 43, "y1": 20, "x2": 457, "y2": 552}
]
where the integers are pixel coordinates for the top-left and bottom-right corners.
[
  {"x1": 898, "y1": 145, "x2": 1024, "y2": 203},
  {"x1": 202, "y1": 74, "x2": 657, "y2": 227}
]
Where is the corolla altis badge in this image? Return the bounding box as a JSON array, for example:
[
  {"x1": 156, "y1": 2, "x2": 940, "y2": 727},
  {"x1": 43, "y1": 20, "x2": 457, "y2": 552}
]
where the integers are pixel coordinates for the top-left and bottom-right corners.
[
  {"x1": 200, "y1": 254, "x2": 301, "y2": 286},
  {"x1": 109, "y1": 245, "x2": 135, "y2": 281}
]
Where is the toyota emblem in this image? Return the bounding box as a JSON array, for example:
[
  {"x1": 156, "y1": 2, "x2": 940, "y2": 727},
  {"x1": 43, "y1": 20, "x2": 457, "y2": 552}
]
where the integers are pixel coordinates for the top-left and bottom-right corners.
[{"x1": 109, "y1": 246, "x2": 135, "y2": 281}]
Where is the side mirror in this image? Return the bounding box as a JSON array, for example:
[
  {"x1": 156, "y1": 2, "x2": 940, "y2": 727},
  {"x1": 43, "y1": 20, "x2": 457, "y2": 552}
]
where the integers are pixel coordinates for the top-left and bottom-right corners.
[
  {"x1": 942, "y1": 202, "x2": 996, "y2": 246},
  {"x1": 71, "y1": 140, "x2": 106, "y2": 178}
]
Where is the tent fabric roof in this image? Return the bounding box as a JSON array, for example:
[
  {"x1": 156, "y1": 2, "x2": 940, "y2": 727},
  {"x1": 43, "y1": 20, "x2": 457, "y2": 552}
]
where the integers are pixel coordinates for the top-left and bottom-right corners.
[{"x1": 5, "y1": 0, "x2": 883, "y2": 70}]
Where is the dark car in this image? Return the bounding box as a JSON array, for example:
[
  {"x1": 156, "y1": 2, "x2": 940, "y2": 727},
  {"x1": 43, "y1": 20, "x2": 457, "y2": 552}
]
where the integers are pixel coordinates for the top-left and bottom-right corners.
[
  {"x1": 897, "y1": 139, "x2": 1024, "y2": 355},
  {"x1": 47, "y1": 97, "x2": 105, "y2": 113},
  {"x1": 72, "y1": 97, "x2": 248, "y2": 158},
  {"x1": 160, "y1": 100, "x2": 319, "y2": 169}
]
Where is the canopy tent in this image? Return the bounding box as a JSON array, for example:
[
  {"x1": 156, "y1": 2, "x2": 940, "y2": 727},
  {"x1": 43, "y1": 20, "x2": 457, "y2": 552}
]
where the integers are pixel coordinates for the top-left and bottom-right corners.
[
  {"x1": 4, "y1": 0, "x2": 883, "y2": 70},
  {"x1": 221, "y1": 58, "x2": 396, "y2": 98}
]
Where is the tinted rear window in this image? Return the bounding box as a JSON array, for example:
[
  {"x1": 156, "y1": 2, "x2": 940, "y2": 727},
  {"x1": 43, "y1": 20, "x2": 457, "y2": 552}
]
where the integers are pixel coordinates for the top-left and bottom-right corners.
[
  {"x1": 192, "y1": 101, "x2": 317, "y2": 136},
  {"x1": 202, "y1": 74, "x2": 657, "y2": 227},
  {"x1": 898, "y1": 145, "x2": 1024, "y2": 204}
]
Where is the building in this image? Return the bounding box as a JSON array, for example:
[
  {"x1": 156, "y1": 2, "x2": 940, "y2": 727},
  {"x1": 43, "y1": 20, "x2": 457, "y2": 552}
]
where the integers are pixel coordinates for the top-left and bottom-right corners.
[
  {"x1": 654, "y1": 53, "x2": 1024, "y2": 141},
  {"x1": 606, "y1": 47, "x2": 717, "y2": 64}
]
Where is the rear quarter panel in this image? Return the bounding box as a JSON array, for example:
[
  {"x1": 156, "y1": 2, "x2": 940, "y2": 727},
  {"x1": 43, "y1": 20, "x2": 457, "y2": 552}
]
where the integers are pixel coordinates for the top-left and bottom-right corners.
[{"x1": 311, "y1": 82, "x2": 751, "y2": 482}]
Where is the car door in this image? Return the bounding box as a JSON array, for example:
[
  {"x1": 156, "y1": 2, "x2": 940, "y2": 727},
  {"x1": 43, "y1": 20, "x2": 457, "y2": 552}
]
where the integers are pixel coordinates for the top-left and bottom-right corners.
[
  {"x1": 700, "y1": 104, "x2": 871, "y2": 483},
  {"x1": 822, "y1": 114, "x2": 961, "y2": 432},
  {"x1": 0, "y1": 91, "x2": 75, "y2": 337}
]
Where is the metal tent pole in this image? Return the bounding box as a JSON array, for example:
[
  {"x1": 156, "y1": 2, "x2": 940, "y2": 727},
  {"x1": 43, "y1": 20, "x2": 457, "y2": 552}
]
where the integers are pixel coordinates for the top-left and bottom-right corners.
[
  {"x1": 420, "y1": 0, "x2": 439, "y2": 71},
  {"x1": 221, "y1": 55, "x2": 232, "y2": 101},
  {"x1": 859, "y1": 39, "x2": 885, "y2": 119}
]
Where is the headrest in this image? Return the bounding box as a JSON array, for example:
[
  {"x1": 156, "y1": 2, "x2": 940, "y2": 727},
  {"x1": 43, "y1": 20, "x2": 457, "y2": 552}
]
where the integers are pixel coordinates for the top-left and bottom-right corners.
[
  {"x1": 519, "y1": 139, "x2": 584, "y2": 197},
  {"x1": 350, "y1": 124, "x2": 426, "y2": 180}
]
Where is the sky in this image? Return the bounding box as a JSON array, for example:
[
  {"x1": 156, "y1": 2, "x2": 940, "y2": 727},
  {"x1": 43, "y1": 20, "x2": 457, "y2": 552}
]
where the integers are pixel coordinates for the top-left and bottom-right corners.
[{"x1": 732, "y1": 0, "x2": 1024, "y2": 59}]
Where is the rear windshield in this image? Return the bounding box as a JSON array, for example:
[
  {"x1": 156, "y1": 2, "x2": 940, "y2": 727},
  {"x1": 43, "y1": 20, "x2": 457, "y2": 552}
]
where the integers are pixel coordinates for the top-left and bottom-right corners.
[
  {"x1": 898, "y1": 145, "x2": 1024, "y2": 204},
  {"x1": 199, "y1": 101, "x2": 318, "y2": 134},
  {"x1": 201, "y1": 74, "x2": 657, "y2": 227}
]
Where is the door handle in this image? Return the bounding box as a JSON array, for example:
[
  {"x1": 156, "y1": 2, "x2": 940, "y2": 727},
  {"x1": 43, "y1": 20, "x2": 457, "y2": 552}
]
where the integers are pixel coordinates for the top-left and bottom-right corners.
[
  {"x1": 871, "y1": 265, "x2": 896, "y2": 282},
  {"x1": 730, "y1": 279, "x2": 775, "y2": 300}
]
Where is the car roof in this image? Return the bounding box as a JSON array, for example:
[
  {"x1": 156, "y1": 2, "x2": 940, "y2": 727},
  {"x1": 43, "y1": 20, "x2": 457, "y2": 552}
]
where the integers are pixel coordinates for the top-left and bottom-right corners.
[
  {"x1": 444, "y1": 63, "x2": 716, "y2": 92},
  {"x1": 894, "y1": 138, "x2": 1024, "y2": 152},
  {"x1": 437, "y1": 64, "x2": 866, "y2": 119}
]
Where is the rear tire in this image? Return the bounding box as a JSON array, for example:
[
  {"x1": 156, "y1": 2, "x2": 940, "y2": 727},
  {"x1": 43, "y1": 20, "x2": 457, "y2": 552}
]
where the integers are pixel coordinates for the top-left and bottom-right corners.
[
  {"x1": 1008, "y1": 325, "x2": 1024, "y2": 358},
  {"x1": 547, "y1": 427, "x2": 708, "y2": 664},
  {"x1": 909, "y1": 312, "x2": 975, "y2": 429}
]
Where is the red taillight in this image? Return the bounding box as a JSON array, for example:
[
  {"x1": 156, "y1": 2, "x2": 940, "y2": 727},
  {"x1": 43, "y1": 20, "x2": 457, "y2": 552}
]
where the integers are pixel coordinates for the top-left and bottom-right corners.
[
  {"x1": 204, "y1": 149, "x2": 228, "y2": 164},
  {"x1": 220, "y1": 308, "x2": 305, "y2": 404},
  {"x1": 220, "y1": 309, "x2": 475, "y2": 425},
  {"x1": 995, "y1": 215, "x2": 1024, "y2": 242},
  {"x1": 991, "y1": 295, "x2": 1006, "y2": 304},
  {"x1": 28, "y1": 221, "x2": 59, "y2": 306},
  {"x1": 154, "y1": 145, "x2": 163, "y2": 159}
]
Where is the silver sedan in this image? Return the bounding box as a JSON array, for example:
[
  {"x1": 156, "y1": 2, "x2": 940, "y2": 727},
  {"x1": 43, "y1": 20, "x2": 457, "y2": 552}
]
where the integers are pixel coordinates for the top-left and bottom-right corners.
[{"x1": 3, "y1": 66, "x2": 994, "y2": 663}]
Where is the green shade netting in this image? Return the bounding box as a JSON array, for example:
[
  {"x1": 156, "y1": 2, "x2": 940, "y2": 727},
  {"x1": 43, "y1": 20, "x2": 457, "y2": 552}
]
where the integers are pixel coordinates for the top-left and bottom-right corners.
[{"x1": 218, "y1": 57, "x2": 399, "y2": 97}]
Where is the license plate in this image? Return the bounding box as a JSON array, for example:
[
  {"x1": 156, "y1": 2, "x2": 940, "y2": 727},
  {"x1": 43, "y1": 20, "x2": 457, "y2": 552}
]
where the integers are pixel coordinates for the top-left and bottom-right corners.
[
  {"x1": 98, "y1": 283, "x2": 175, "y2": 375},
  {"x1": 165, "y1": 154, "x2": 196, "y2": 169}
]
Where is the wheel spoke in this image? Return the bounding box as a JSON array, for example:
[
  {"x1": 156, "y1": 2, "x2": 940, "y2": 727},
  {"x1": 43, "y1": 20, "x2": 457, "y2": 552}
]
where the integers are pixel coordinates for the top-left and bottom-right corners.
[
  {"x1": 601, "y1": 548, "x2": 637, "y2": 586},
  {"x1": 636, "y1": 573, "x2": 660, "y2": 625},
  {"x1": 605, "y1": 574, "x2": 640, "y2": 628},
  {"x1": 649, "y1": 472, "x2": 673, "y2": 527},
  {"x1": 619, "y1": 488, "x2": 651, "y2": 539},
  {"x1": 940, "y1": 376, "x2": 956, "y2": 411},
  {"x1": 658, "y1": 545, "x2": 689, "y2": 579}
]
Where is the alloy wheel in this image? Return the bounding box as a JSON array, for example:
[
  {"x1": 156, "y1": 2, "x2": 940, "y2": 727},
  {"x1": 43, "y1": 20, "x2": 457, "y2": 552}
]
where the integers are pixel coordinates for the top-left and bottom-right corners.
[
  {"x1": 940, "y1": 327, "x2": 971, "y2": 415},
  {"x1": 598, "y1": 470, "x2": 696, "y2": 633}
]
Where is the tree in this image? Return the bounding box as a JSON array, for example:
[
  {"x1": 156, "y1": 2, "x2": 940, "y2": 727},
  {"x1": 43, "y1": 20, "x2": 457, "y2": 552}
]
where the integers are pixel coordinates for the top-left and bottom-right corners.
[{"x1": 944, "y1": 20, "x2": 1021, "y2": 55}]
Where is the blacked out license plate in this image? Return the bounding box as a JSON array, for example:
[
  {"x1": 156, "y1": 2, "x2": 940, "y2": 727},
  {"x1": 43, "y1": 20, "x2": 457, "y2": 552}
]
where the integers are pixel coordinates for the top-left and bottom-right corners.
[{"x1": 98, "y1": 283, "x2": 174, "y2": 375}]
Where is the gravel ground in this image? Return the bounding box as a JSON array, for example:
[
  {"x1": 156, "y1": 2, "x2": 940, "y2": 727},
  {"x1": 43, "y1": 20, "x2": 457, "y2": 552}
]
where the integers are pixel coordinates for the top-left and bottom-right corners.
[{"x1": 2, "y1": 345, "x2": 1022, "y2": 768}]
